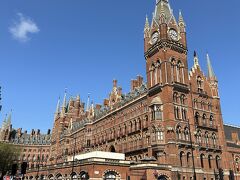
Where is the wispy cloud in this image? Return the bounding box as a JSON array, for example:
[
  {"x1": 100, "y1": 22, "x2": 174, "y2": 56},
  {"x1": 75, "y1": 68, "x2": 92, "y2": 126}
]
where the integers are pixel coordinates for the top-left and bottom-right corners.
[{"x1": 9, "y1": 13, "x2": 40, "y2": 42}]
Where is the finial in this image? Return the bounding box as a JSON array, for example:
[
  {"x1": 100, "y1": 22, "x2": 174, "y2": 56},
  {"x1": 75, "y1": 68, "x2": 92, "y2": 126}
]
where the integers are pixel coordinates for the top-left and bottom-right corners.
[
  {"x1": 194, "y1": 51, "x2": 199, "y2": 66},
  {"x1": 54, "y1": 97, "x2": 60, "y2": 119},
  {"x1": 144, "y1": 15, "x2": 150, "y2": 32}
]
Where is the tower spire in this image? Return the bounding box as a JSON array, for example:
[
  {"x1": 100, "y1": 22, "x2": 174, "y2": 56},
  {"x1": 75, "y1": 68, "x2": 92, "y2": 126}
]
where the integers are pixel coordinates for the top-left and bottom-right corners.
[
  {"x1": 193, "y1": 51, "x2": 199, "y2": 67},
  {"x1": 144, "y1": 15, "x2": 150, "y2": 32},
  {"x1": 207, "y1": 53, "x2": 216, "y2": 79},
  {"x1": 61, "y1": 89, "x2": 67, "y2": 117},
  {"x1": 54, "y1": 97, "x2": 60, "y2": 119},
  {"x1": 86, "y1": 93, "x2": 90, "y2": 111},
  {"x1": 178, "y1": 10, "x2": 185, "y2": 27}
]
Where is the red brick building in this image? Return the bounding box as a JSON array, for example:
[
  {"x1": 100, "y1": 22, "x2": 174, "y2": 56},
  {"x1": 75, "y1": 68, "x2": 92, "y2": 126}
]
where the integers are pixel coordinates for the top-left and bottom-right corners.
[{"x1": 1, "y1": 0, "x2": 240, "y2": 179}]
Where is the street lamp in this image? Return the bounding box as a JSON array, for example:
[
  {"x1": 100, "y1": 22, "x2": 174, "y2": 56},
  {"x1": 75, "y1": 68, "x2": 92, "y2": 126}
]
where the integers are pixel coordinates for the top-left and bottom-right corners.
[{"x1": 70, "y1": 137, "x2": 77, "y2": 180}]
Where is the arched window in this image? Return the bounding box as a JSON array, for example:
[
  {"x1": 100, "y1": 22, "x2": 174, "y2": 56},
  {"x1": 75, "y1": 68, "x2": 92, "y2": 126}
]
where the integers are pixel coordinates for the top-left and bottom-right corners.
[
  {"x1": 197, "y1": 76, "x2": 203, "y2": 89},
  {"x1": 205, "y1": 132, "x2": 209, "y2": 146},
  {"x1": 176, "y1": 126, "x2": 182, "y2": 139},
  {"x1": 182, "y1": 108, "x2": 187, "y2": 120},
  {"x1": 216, "y1": 156, "x2": 221, "y2": 169},
  {"x1": 209, "y1": 115, "x2": 214, "y2": 127},
  {"x1": 202, "y1": 114, "x2": 207, "y2": 126},
  {"x1": 174, "y1": 106, "x2": 180, "y2": 119},
  {"x1": 196, "y1": 130, "x2": 202, "y2": 144},
  {"x1": 180, "y1": 94, "x2": 185, "y2": 105},
  {"x1": 200, "y1": 154, "x2": 205, "y2": 168},
  {"x1": 212, "y1": 133, "x2": 217, "y2": 147},
  {"x1": 173, "y1": 92, "x2": 178, "y2": 103},
  {"x1": 184, "y1": 128, "x2": 189, "y2": 141},
  {"x1": 208, "y1": 155, "x2": 212, "y2": 169},
  {"x1": 180, "y1": 151, "x2": 184, "y2": 166},
  {"x1": 195, "y1": 112, "x2": 200, "y2": 125},
  {"x1": 104, "y1": 171, "x2": 118, "y2": 180},
  {"x1": 80, "y1": 171, "x2": 89, "y2": 180},
  {"x1": 187, "y1": 152, "x2": 191, "y2": 167}
]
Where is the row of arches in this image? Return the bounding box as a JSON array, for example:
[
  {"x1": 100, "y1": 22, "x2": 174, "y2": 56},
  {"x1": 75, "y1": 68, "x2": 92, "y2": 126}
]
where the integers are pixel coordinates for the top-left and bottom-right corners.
[
  {"x1": 92, "y1": 115, "x2": 149, "y2": 145},
  {"x1": 195, "y1": 112, "x2": 215, "y2": 127},
  {"x1": 149, "y1": 58, "x2": 186, "y2": 87},
  {"x1": 176, "y1": 126, "x2": 189, "y2": 141},
  {"x1": 195, "y1": 130, "x2": 217, "y2": 147},
  {"x1": 26, "y1": 170, "x2": 121, "y2": 180},
  {"x1": 200, "y1": 154, "x2": 221, "y2": 169}
]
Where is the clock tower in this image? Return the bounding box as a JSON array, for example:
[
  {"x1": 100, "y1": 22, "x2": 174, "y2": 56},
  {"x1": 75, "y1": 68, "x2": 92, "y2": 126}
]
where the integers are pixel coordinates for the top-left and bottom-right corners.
[
  {"x1": 144, "y1": 0, "x2": 190, "y2": 167},
  {"x1": 144, "y1": 0, "x2": 188, "y2": 89}
]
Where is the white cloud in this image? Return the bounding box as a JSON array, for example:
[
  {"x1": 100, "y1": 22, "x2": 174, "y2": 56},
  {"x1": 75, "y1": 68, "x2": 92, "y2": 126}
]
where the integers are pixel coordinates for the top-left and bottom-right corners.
[{"x1": 9, "y1": 13, "x2": 40, "y2": 42}]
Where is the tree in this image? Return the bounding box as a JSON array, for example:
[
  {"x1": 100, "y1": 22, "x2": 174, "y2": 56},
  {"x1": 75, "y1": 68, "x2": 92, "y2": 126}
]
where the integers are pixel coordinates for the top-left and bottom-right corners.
[{"x1": 0, "y1": 142, "x2": 20, "y2": 180}]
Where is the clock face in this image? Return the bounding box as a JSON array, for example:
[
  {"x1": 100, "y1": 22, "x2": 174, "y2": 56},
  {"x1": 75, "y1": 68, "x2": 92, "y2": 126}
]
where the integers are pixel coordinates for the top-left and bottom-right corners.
[
  {"x1": 151, "y1": 32, "x2": 159, "y2": 44},
  {"x1": 169, "y1": 29, "x2": 178, "y2": 41}
]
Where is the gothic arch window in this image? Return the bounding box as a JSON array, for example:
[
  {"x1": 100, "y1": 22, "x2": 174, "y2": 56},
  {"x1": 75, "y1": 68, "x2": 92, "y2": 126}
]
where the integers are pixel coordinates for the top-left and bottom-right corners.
[
  {"x1": 171, "y1": 58, "x2": 177, "y2": 82},
  {"x1": 208, "y1": 155, "x2": 213, "y2": 169},
  {"x1": 209, "y1": 115, "x2": 214, "y2": 127},
  {"x1": 212, "y1": 133, "x2": 217, "y2": 146},
  {"x1": 180, "y1": 94, "x2": 185, "y2": 105},
  {"x1": 195, "y1": 112, "x2": 200, "y2": 125},
  {"x1": 205, "y1": 131, "x2": 209, "y2": 145},
  {"x1": 216, "y1": 155, "x2": 221, "y2": 169},
  {"x1": 176, "y1": 126, "x2": 182, "y2": 139},
  {"x1": 174, "y1": 106, "x2": 180, "y2": 119},
  {"x1": 173, "y1": 92, "x2": 178, "y2": 103},
  {"x1": 180, "y1": 151, "x2": 184, "y2": 166},
  {"x1": 202, "y1": 114, "x2": 207, "y2": 125},
  {"x1": 187, "y1": 152, "x2": 191, "y2": 167},
  {"x1": 182, "y1": 108, "x2": 187, "y2": 120},
  {"x1": 197, "y1": 76, "x2": 203, "y2": 89},
  {"x1": 196, "y1": 130, "x2": 202, "y2": 144},
  {"x1": 184, "y1": 127, "x2": 189, "y2": 141},
  {"x1": 157, "y1": 60, "x2": 162, "y2": 84},
  {"x1": 200, "y1": 154, "x2": 205, "y2": 168}
]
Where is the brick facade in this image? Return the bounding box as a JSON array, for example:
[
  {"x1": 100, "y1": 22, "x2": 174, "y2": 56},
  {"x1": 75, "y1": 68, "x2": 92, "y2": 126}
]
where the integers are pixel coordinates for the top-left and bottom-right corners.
[{"x1": 1, "y1": 0, "x2": 240, "y2": 179}]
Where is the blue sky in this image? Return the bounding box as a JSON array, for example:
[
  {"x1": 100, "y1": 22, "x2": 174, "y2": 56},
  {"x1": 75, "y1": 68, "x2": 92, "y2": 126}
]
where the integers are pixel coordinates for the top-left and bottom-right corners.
[{"x1": 0, "y1": 0, "x2": 239, "y2": 133}]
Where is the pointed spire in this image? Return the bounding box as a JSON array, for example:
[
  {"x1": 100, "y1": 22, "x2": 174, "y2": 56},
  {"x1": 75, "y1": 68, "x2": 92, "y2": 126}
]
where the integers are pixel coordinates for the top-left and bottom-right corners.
[
  {"x1": 54, "y1": 97, "x2": 60, "y2": 119},
  {"x1": 61, "y1": 89, "x2": 67, "y2": 117},
  {"x1": 194, "y1": 51, "x2": 199, "y2": 67},
  {"x1": 154, "y1": 0, "x2": 172, "y2": 23},
  {"x1": 144, "y1": 15, "x2": 150, "y2": 32},
  {"x1": 86, "y1": 93, "x2": 90, "y2": 111},
  {"x1": 76, "y1": 94, "x2": 80, "y2": 102},
  {"x1": 7, "y1": 110, "x2": 12, "y2": 125},
  {"x1": 207, "y1": 53, "x2": 216, "y2": 79},
  {"x1": 178, "y1": 10, "x2": 185, "y2": 26}
]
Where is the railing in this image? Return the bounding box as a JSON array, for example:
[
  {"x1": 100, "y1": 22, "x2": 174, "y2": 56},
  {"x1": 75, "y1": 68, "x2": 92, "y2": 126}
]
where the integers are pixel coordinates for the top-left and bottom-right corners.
[
  {"x1": 196, "y1": 143, "x2": 222, "y2": 150},
  {"x1": 196, "y1": 122, "x2": 218, "y2": 130}
]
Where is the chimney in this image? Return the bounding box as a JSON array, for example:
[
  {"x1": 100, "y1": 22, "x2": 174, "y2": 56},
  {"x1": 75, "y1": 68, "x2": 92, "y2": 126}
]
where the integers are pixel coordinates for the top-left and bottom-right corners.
[
  {"x1": 137, "y1": 75, "x2": 143, "y2": 86},
  {"x1": 232, "y1": 132, "x2": 239, "y2": 143},
  {"x1": 104, "y1": 99, "x2": 109, "y2": 106},
  {"x1": 31, "y1": 129, "x2": 35, "y2": 136},
  {"x1": 118, "y1": 87, "x2": 122, "y2": 96},
  {"x1": 47, "y1": 129, "x2": 51, "y2": 135},
  {"x1": 113, "y1": 79, "x2": 117, "y2": 87},
  {"x1": 96, "y1": 104, "x2": 102, "y2": 110}
]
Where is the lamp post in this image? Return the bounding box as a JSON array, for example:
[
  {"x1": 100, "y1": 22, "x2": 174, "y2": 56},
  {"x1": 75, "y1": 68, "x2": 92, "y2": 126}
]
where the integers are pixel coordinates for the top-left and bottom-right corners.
[
  {"x1": 71, "y1": 137, "x2": 77, "y2": 180},
  {"x1": 0, "y1": 86, "x2": 2, "y2": 112}
]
